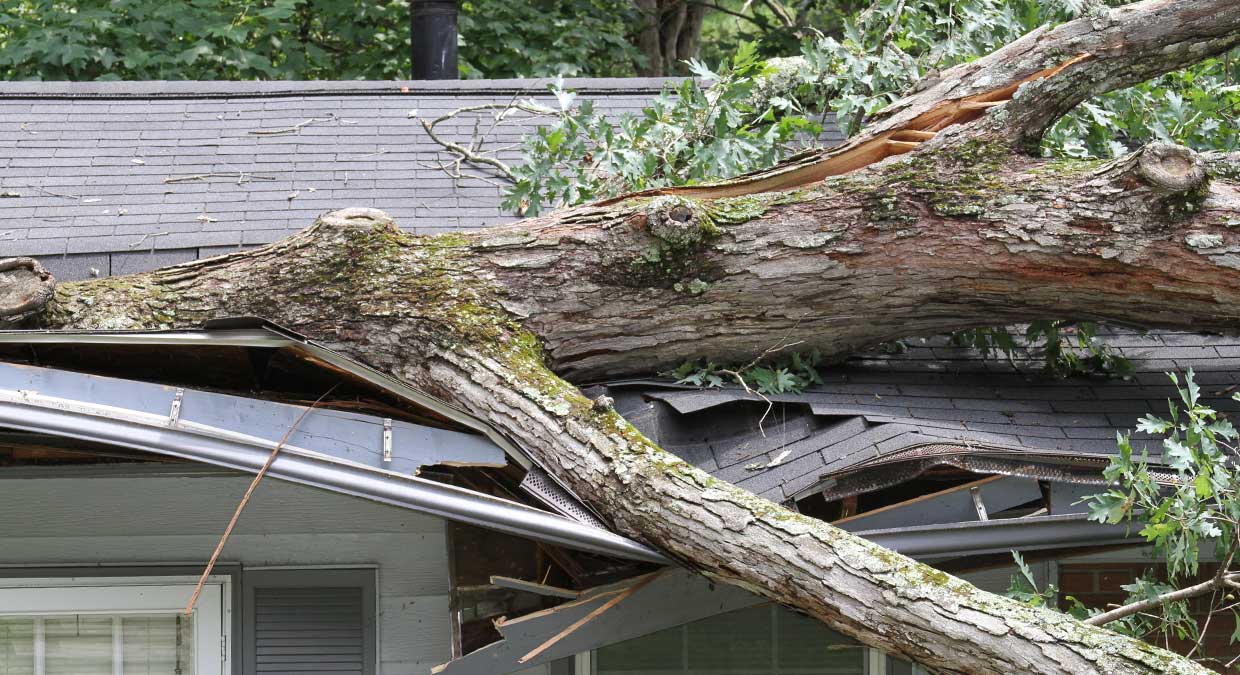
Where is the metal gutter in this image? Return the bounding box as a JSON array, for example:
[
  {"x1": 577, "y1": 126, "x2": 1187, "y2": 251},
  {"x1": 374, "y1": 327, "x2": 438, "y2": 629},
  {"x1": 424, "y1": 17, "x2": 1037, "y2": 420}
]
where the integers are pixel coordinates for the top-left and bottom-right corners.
[
  {"x1": 855, "y1": 513, "x2": 1139, "y2": 559},
  {"x1": 0, "y1": 361, "x2": 504, "y2": 474},
  {"x1": 0, "y1": 328, "x2": 286, "y2": 347},
  {"x1": 0, "y1": 386, "x2": 666, "y2": 564},
  {"x1": 0, "y1": 324, "x2": 533, "y2": 469}
]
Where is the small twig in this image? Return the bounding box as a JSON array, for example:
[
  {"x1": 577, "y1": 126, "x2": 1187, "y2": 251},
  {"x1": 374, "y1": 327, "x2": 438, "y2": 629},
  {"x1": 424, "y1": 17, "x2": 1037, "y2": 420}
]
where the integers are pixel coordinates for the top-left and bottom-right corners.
[
  {"x1": 417, "y1": 100, "x2": 557, "y2": 185},
  {"x1": 164, "y1": 171, "x2": 276, "y2": 184},
  {"x1": 420, "y1": 118, "x2": 517, "y2": 181},
  {"x1": 184, "y1": 384, "x2": 339, "y2": 615},
  {"x1": 882, "y1": 0, "x2": 908, "y2": 41},
  {"x1": 128, "y1": 232, "x2": 170, "y2": 249},
  {"x1": 760, "y1": 0, "x2": 797, "y2": 30},
  {"x1": 1085, "y1": 571, "x2": 1240, "y2": 627},
  {"x1": 248, "y1": 114, "x2": 340, "y2": 136},
  {"x1": 33, "y1": 186, "x2": 81, "y2": 200}
]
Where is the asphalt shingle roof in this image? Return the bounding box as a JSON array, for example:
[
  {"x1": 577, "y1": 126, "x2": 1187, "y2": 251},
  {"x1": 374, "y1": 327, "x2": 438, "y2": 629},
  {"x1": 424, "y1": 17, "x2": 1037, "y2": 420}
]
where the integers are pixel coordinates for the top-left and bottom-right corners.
[
  {"x1": 604, "y1": 327, "x2": 1240, "y2": 504},
  {"x1": 3, "y1": 77, "x2": 843, "y2": 281}
]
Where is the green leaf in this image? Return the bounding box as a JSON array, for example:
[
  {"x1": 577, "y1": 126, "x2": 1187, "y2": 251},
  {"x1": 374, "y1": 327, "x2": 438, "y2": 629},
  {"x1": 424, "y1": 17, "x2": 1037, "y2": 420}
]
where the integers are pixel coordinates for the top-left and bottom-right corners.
[
  {"x1": 1164, "y1": 437, "x2": 1194, "y2": 471},
  {"x1": 1194, "y1": 473, "x2": 1213, "y2": 498}
]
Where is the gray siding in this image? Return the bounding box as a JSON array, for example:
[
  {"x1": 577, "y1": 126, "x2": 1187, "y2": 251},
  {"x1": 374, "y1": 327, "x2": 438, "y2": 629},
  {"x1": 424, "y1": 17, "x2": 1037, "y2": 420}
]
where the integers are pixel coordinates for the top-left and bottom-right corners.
[{"x1": 0, "y1": 469, "x2": 452, "y2": 675}]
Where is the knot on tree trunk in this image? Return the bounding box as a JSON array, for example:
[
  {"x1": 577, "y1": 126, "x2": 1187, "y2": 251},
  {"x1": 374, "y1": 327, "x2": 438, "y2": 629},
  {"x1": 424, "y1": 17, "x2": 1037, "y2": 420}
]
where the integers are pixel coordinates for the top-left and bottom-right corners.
[
  {"x1": 1131, "y1": 143, "x2": 1208, "y2": 194},
  {"x1": 646, "y1": 196, "x2": 711, "y2": 248},
  {"x1": 314, "y1": 207, "x2": 398, "y2": 234},
  {"x1": 1111, "y1": 142, "x2": 1205, "y2": 193},
  {"x1": 1097, "y1": 143, "x2": 1210, "y2": 221},
  {"x1": 0, "y1": 257, "x2": 56, "y2": 326}
]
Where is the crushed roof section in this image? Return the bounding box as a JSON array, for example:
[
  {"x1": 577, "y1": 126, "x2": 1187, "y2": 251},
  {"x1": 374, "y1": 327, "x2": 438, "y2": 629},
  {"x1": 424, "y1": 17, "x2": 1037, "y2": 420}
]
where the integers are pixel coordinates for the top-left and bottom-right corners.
[
  {"x1": 604, "y1": 327, "x2": 1240, "y2": 504},
  {"x1": 0, "y1": 78, "x2": 847, "y2": 281}
]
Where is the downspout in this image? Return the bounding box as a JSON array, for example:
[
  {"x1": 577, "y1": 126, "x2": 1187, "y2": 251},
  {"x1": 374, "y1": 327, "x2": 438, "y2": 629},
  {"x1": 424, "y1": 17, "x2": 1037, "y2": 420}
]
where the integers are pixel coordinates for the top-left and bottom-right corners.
[{"x1": 411, "y1": 0, "x2": 459, "y2": 79}]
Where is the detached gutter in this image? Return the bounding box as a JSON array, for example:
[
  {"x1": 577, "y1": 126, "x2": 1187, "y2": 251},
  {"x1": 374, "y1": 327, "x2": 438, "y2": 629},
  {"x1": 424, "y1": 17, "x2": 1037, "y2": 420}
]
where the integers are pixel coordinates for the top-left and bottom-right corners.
[
  {"x1": 856, "y1": 513, "x2": 1139, "y2": 559},
  {"x1": 0, "y1": 384, "x2": 666, "y2": 564}
]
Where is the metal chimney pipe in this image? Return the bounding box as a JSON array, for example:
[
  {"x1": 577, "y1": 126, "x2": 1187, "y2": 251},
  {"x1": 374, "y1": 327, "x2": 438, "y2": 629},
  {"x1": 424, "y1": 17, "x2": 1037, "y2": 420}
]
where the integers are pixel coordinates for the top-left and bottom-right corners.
[{"x1": 410, "y1": 0, "x2": 459, "y2": 79}]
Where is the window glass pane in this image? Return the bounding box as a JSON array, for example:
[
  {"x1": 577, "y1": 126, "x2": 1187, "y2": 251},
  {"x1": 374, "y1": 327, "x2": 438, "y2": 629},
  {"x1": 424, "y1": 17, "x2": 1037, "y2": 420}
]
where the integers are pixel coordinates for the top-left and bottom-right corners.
[
  {"x1": 0, "y1": 614, "x2": 194, "y2": 675},
  {"x1": 123, "y1": 615, "x2": 193, "y2": 675},
  {"x1": 886, "y1": 655, "x2": 916, "y2": 675},
  {"x1": 595, "y1": 604, "x2": 865, "y2": 675},
  {"x1": 0, "y1": 619, "x2": 34, "y2": 675},
  {"x1": 43, "y1": 616, "x2": 112, "y2": 675},
  {"x1": 685, "y1": 605, "x2": 771, "y2": 671},
  {"x1": 775, "y1": 610, "x2": 864, "y2": 672},
  {"x1": 595, "y1": 624, "x2": 683, "y2": 672}
]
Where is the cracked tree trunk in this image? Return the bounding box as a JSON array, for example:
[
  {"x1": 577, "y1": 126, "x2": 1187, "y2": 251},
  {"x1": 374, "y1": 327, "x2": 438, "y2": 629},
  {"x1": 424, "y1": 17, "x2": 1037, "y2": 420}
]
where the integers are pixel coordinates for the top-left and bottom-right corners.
[{"x1": 6, "y1": 1, "x2": 1240, "y2": 673}]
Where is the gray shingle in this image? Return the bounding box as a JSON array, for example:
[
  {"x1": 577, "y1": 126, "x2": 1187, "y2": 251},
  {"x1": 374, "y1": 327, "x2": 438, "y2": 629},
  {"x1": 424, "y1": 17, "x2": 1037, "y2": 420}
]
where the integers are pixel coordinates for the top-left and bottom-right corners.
[{"x1": 0, "y1": 79, "x2": 843, "y2": 265}]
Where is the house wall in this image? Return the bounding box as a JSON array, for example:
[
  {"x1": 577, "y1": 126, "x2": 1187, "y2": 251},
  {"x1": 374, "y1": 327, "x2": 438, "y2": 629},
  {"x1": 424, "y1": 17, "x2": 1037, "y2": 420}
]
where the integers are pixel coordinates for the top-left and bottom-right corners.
[{"x1": 0, "y1": 467, "x2": 453, "y2": 675}]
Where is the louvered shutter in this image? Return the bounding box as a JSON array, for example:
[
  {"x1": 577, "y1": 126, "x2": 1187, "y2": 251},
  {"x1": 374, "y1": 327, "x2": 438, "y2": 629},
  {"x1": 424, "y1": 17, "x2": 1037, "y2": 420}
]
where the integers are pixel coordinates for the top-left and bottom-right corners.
[{"x1": 243, "y1": 570, "x2": 376, "y2": 675}]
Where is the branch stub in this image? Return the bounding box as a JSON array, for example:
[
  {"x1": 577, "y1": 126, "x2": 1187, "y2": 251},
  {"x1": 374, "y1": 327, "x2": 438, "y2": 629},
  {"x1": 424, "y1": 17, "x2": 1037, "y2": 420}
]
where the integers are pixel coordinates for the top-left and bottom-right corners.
[
  {"x1": 1134, "y1": 143, "x2": 1208, "y2": 195},
  {"x1": 0, "y1": 257, "x2": 56, "y2": 325}
]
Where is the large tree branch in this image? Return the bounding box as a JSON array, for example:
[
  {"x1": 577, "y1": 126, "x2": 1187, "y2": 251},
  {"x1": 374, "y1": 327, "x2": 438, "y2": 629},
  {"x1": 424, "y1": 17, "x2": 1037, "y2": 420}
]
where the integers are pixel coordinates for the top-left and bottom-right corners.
[
  {"x1": 11, "y1": 205, "x2": 1218, "y2": 674},
  {"x1": 613, "y1": 0, "x2": 1240, "y2": 203}
]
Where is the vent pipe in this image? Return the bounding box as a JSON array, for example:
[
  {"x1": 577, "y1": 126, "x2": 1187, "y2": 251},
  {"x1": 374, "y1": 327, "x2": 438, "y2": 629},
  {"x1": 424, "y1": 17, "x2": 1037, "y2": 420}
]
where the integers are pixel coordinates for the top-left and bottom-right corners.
[{"x1": 410, "y1": 0, "x2": 459, "y2": 79}]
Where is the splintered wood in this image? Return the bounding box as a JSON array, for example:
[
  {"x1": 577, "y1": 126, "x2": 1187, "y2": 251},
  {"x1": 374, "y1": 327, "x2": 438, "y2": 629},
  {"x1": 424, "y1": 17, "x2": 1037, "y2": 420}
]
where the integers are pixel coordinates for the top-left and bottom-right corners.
[{"x1": 596, "y1": 53, "x2": 1092, "y2": 204}]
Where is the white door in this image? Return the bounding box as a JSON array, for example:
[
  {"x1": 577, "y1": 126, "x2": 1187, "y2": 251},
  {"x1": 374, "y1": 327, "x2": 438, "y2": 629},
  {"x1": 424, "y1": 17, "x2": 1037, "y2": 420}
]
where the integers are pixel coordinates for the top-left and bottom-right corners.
[{"x1": 0, "y1": 576, "x2": 228, "y2": 675}]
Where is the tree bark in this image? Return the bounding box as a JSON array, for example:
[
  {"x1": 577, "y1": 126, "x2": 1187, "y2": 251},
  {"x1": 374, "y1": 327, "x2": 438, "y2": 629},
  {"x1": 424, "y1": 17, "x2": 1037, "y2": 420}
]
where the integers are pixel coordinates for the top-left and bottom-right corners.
[
  {"x1": 7, "y1": 1, "x2": 1240, "y2": 673},
  {"x1": 631, "y1": 0, "x2": 707, "y2": 76}
]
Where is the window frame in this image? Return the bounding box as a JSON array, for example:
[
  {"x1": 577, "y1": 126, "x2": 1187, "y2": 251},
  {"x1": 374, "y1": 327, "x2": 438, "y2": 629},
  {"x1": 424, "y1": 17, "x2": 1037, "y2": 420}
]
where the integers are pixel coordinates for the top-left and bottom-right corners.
[{"x1": 0, "y1": 574, "x2": 231, "y2": 675}]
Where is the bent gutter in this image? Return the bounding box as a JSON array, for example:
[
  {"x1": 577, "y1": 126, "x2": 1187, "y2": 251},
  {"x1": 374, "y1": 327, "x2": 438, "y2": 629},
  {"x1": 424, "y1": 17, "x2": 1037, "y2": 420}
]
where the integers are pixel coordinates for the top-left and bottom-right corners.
[
  {"x1": 0, "y1": 388, "x2": 667, "y2": 564},
  {"x1": 856, "y1": 513, "x2": 1139, "y2": 559}
]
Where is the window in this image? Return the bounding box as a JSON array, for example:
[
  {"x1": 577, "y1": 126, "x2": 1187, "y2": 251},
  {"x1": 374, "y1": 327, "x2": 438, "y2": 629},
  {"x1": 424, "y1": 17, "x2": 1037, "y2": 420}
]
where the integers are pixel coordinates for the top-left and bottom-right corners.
[
  {"x1": 591, "y1": 604, "x2": 928, "y2": 675},
  {"x1": 595, "y1": 604, "x2": 865, "y2": 675},
  {"x1": 0, "y1": 577, "x2": 228, "y2": 675}
]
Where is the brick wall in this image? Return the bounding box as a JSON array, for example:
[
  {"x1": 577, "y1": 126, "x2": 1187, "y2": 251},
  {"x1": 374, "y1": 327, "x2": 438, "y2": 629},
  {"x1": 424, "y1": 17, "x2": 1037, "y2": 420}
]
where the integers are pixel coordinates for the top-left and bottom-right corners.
[{"x1": 1059, "y1": 563, "x2": 1235, "y2": 669}]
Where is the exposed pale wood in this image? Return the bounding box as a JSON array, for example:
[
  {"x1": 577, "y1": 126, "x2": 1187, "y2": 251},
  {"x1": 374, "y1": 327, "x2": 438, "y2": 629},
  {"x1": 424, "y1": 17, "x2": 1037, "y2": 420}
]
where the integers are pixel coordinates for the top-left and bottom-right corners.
[
  {"x1": 892, "y1": 130, "x2": 938, "y2": 142},
  {"x1": 490, "y1": 575, "x2": 580, "y2": 600},
  {"x1": 885, "y1": 139, "x2": 923, "y2": 151},
  {"x1": 832, "y1": 475, "x2": 1006, "y2": 526},
  {"x1": 515, "y1": 571, "x2": 661, "y2": 664}
]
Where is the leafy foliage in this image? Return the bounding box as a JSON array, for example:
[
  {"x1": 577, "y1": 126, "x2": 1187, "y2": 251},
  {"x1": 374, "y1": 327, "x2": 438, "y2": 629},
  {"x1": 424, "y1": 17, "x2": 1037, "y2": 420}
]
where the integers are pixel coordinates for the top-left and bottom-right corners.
[
  {"x1": 503, "y1": 44, "x2": 821, "y2": 215},
  {"x1": 667, "y1": 349, "x2": 825, "y2": 396},
  {"x1": 1004, "y1": 551, "x2": 1059, "y2": 609},
  {"x1": 1079, "y1": 371, "x2": 1240, "y2": 648},
  {"x1": 950, "y1": 321, "x2": 1134, "y2": 379},
  {"x1": 0, "y1": 0, "x2": 409, "y2": 80},
  {"x1": 0, "y1": 0, "x2": 641, "y2": 81},
  {"x1": 1088, "y1": 371, "x2": 1240, "y2": 578},
  {"x1": 1046, "y1": 54, "x2": 1240, "y2": 159},
  {"x1": 458, "y1": 0, "x2": 641, "y2": 79}
]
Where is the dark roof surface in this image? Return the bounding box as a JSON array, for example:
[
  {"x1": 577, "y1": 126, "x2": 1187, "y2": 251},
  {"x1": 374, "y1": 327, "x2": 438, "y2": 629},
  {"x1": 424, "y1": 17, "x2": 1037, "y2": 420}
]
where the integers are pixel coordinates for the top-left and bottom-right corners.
[
  {"x1": 604, "y1": 327, "x2": 1240, "y2": 504},
  {"x1": 4, "y1": 77, "x2": 842, "y2": 281}
]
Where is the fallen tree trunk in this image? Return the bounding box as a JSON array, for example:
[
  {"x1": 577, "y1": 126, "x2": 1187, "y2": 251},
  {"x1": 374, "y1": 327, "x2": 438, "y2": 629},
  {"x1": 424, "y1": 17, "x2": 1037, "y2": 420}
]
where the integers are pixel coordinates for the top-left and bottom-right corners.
[{"x1": 7, "y1": 1, "x2": 1240, "y2": 673}]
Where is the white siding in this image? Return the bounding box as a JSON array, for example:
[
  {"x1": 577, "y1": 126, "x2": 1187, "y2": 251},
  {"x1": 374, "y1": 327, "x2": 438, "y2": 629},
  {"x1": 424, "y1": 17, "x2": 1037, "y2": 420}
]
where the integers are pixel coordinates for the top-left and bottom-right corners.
[{"x1": 0, "y1": 470, "x2": 452, "y2": 675}]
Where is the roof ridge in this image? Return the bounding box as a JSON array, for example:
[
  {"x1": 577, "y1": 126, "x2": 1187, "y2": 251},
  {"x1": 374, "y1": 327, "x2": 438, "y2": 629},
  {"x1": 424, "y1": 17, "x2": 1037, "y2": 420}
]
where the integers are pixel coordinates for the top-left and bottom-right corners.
[{"x1": 0, "y1": 77, "x2": 687, "y2": 100}]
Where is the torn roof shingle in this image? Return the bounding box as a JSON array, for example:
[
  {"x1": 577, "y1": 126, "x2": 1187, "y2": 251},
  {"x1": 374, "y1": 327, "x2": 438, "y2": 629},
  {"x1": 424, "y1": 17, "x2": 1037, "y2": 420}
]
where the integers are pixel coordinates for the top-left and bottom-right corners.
[
  {"x1": 605, "y1": 327, "x2": 1240, "y2": 504},
  {"x1": 2, "y1": 78, "x2": 848, "y2": 280}
]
